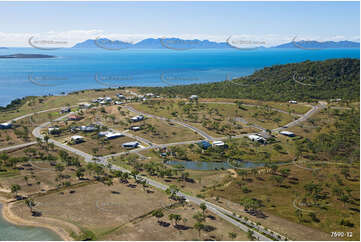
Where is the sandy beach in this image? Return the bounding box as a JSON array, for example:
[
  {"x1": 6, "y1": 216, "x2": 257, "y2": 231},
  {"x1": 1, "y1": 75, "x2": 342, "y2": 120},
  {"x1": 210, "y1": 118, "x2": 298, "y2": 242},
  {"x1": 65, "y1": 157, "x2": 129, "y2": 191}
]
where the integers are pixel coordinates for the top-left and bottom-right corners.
[{"x1": 0, "y1": 196, "x2": 73, "y2": 241}]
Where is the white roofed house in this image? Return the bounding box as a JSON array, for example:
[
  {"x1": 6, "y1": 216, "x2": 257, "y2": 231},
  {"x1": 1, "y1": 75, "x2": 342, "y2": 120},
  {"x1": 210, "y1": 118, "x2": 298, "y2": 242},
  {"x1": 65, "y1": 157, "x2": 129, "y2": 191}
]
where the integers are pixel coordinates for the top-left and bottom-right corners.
[
  {"x1": 78, "y1": 102, "x2": 92, "y2": 109},
  {"x1": 117, "y1": 94, "x2": 125, "y2": 99},
  {"x1": 130, "y1": 115, "x2": 144, "y2": 122},
  {"x1": 0, "y1": 122, "x2": 12, "y2": 129},
  {"x1": 48, "y1": 127, "x2": 60, "y2": 135},
  {"x1": 288, "y1": 100, "x2": 297, "y2": 104},
  {"x1": 247, "y1": 134, "x2": 266, "y2": 144},
  {"x1": 71, "y1": 135, "x2": 84, "y2": 144},
  {"x1": 60, "y1": 107, "x2": 71, "y2": 113},
  {"x1": 212, "y1": 140, "x2": 228, "y2": 148},
  {"x1": 79, "y1": 125, "x2": 97, "y2": 132},
  {"x1": 145, "y1": 93, "x2": 155, "y2": 98},
  {"x1": 279, "y1": 130, "x2": 295, "y2": 137},
  {"x1": 189, "y1": 95, "x2": 199, "y2": 102},
  {"x1": 105, "y1": 132, "x2": 123, "y2": 140},
  {"x1": 130, "y1": 126, "x2": 141, "y2": 131}
]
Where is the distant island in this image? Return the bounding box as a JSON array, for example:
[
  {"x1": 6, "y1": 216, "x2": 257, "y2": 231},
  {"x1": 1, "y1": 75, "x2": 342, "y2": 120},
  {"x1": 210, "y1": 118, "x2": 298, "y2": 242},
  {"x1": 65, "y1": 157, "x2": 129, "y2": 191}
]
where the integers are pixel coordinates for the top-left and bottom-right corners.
[
  {"x1": 0, "y1": 53, "x2": 56, "y2": 59},
  {"x1": 72, "y1": 37, "x2": 360, "y2": 49},
  {"x1": 0, "y1": 47, "x2": 8, "y2": 49}
]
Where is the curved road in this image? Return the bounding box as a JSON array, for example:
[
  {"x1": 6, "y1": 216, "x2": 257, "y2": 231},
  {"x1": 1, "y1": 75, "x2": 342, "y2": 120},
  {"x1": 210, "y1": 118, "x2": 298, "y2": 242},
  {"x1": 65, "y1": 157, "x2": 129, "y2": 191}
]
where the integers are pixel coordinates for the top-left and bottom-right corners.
[{"x1": 4, "y1": 100, "x2": 326, "y2": 241}]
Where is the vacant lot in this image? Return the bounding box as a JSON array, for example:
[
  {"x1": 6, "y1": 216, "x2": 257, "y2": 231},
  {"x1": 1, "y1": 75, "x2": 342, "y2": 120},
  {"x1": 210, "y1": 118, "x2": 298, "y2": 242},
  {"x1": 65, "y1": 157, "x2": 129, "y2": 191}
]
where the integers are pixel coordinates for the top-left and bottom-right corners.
[
  {"x1": 131, "y1": 100, "x2": 294, "y2": 137},
  {"x1": 9, "y1": 179, "x2": 248, "y2": 240},
  {"x1": 206, "y1": 162, "x2": 360, "y2": 241}
]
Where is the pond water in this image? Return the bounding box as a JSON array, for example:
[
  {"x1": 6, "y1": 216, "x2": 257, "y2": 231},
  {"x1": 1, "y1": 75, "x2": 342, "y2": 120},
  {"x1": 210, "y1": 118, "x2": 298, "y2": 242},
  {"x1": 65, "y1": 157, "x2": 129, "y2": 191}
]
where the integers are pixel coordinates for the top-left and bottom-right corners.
[
  {"x1": 166, "y1": 160, "x2": 276, "y2": 170},
  {"x1": 0, "y1": 204, "x2": 61, "y2": 241}
]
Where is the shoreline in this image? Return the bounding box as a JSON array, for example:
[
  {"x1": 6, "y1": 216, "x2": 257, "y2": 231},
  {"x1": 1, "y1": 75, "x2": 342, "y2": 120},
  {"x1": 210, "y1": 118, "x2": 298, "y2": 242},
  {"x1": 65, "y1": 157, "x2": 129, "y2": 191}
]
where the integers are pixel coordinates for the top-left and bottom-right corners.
[{"x1": 0, "y1": 197, "x2": 71, "y2": 241}]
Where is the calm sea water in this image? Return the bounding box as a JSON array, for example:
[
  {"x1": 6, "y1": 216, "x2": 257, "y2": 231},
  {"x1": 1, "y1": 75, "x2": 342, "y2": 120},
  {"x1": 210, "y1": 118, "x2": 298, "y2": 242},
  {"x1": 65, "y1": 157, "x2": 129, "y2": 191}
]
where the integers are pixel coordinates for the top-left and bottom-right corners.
[
  {"x1": 0, "y1": 47, "x2": 359, "y2": 106},
  {"x1": 0, "y1": 204, "x2": 61, "y2": 241}
]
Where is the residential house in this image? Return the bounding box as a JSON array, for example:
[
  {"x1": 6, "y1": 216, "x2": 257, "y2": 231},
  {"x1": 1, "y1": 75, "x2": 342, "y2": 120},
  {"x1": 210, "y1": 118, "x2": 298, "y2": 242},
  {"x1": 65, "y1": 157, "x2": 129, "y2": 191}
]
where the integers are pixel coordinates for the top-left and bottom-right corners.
[
  {"x1": 198, "y1": 140, "x2": 211, "y2": 150},
  {"x1": 189, "y1": 95, "x2": 198, "y2": 101},
  {"x1": 71, "y1": 135, "x2": 84, "y2": 144},
  {"x1": 279, "y1": 131, "x2": 295, "y2": 137},
  {"x1": 248, "y1": 134, "x2": 266, "y2": 144},
  {"x1": 68, "y1": 115, "x2": 82, "y2": 121},
  {"x1": 60, "y1": 107, "x2": 71, "y2": 113},
  {"x1": 48, "y1": 127, "x2": 60, "y2": 135},
  {"x1": 78, "y1": 102, "x2": 92, "y2": 109},
  {"x1": 130, "y1": 126, "x2": 141, "y2": 131},
  {"x1": 122, "y1": 141, "x2": 139, "y2": 148},
  {"x1": 131, "y1": 115, "x2": 144, "y2": 122},
  {"x1": 0, "y1": 122, "x2": 12, "y2": 129},
  {"x1": 212, "y1": 140, "x2": 228, "y2": 148}
]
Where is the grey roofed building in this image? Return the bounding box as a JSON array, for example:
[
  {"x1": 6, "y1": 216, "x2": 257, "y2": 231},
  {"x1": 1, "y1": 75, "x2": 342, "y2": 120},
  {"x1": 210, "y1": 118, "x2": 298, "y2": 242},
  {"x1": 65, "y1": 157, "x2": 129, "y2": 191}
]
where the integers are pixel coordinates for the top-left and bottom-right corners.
[{"x1": 122, "y1": 141, "x2": 139, "y2": 148}]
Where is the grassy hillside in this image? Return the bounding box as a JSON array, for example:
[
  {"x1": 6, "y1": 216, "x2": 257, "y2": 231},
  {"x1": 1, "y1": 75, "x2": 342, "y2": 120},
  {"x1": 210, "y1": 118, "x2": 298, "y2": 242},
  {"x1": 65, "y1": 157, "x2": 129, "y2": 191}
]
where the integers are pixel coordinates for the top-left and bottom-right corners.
[{"x1": 140, "y1": 58, "x2": 360, "y2": 102}]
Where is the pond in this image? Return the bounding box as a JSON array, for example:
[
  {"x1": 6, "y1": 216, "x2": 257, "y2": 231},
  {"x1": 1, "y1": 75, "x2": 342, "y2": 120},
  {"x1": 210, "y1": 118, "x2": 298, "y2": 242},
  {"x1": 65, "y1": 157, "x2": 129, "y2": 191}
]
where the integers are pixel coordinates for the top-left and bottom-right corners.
[
  {"x1": 0, "y1": 203, "x2": 61, "y2": 241},
  {"x1": 165, "y1": 160, "x2": 279, "y2": 171}
]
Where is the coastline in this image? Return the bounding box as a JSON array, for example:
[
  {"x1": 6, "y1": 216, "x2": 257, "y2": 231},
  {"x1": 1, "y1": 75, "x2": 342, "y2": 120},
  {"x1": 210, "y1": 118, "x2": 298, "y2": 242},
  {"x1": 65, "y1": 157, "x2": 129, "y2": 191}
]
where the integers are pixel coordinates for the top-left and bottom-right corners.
[{"x1": 0, "y1": 197, "x2": 72, "y2": 241}]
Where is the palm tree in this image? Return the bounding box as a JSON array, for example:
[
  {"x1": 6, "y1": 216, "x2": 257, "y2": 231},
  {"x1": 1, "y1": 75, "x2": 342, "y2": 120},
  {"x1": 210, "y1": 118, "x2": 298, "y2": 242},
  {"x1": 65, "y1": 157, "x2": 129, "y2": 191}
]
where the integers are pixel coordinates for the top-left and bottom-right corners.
[
  {"x1": 200, "y1": 203, "x2": 207, "y2": 217},
  {"x1": 193, "y1": 212, "x2": 205, "y2": 223},
  {"x1": 10, "y1": 184, "x2": 21, "y2": 198},
  {"x1": 24, "y1": 176, "x2": 29, "y2": 185},
  {"x1": 193, "y1": 222, "x2": 204, "y2": 238},
  {"x1": 25, "y1": 198, "x2": 35, "y2": 214},
  {"x1": 151, "y1": 209, "x2": 164, "y2": 223}
]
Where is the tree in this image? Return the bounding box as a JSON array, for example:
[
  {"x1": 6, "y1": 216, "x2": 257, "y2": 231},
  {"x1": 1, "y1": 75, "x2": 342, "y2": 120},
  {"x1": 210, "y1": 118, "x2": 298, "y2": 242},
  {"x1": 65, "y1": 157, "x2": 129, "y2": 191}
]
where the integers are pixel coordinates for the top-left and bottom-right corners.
[
  {"x1": 193, "y1": 222, "x2": 204, "y2": 238},
  {"x1": 270, "y1": 164, "x2": 278, "y2": 174},
  {"x1": 229, "y1": 232, "x2": 237, "y2": 240},
  {"x1": 140, "y1": 179, "x2": 147, "y2": 191},
  {"x1": 340, "y1": 194, "x2": 350, "y2": 207},
  {"x1": 130, "y1": 170, "x2": 139, "y2": 181},
  {"x1": 295, "y1": 209, "x2": 303, "y2": 222},
  {"x1": 10, "y1": 184, "x2": 21, "y2": 197},
  {"x1": 193, "y1": 212, "x2": 205, "y2": 223},
  {"x1": 25, "y1": 198, "x2": 35, "y2": 214},
  {"x1": 169, "y1": 214, "x2": 181, "y2": 226},
  {"x1": 151, "y1": 209, "x2": 164, "y2": 223},
  {"x1": 24, "y1": 176, "x2": 29, "y2": 185},
  {"x1": 76, "y1": 167, "x2": 85, "y2": 180},
  {"x1": 165, "y1": 184, "x2": 179, "y2": 200},
  {"x1": 200, "y1": 202, "x2": 207, "y2": 217},
  {"x1": 247, "y1": 230, "x2": 255, "y2": 241}
]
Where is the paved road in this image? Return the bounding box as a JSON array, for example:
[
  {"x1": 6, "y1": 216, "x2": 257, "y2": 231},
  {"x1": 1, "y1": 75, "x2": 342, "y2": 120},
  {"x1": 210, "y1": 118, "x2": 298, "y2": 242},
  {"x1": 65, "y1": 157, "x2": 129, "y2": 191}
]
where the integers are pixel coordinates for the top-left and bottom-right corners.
[
  {"x1": 272, "y1": 102, "x2": 325, "y2": 132},
  {"x1": 4, "y1": 101, "x2": 325, "y2": 241},
  {"x1": 30, "y1": 116, "x2": 278, "y2": 240},
  {"x1": 0, "y1": 142, "x2": 37, "y2": 152},
  {"x1": 125, "y1": 105, "x2": 214, "y2": 141}
]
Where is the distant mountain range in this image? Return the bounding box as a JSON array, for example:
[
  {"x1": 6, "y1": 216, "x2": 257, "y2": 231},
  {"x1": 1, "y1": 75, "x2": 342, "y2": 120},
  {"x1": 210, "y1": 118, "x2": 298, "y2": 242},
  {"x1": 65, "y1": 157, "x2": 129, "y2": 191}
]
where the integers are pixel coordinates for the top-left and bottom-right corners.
[
  {"x1": 0, "y1": 47, "x2": 8, "y2": 49},
  {"x1": 72, "y1": 38, "x2": 231, "y2": 49},
  {"x1": 275, "y1": 40, "x2": 360, "y2": 49},
  {"x1": 72, "y1": 38, "x2": 360, "y2": 49}
]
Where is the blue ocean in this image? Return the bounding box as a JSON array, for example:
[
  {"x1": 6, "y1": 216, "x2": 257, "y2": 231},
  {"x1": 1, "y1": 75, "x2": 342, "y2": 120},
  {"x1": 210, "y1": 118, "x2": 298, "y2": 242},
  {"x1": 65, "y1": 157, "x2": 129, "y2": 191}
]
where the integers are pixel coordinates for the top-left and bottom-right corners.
[{"x1": 0, "y1": 47, "x2": 359, "y2": 106}]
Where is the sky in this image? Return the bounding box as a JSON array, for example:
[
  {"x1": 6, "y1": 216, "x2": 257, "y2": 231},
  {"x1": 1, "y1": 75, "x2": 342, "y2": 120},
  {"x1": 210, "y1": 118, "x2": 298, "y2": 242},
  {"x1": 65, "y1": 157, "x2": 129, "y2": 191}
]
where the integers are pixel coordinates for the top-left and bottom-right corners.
[{"x1": 0, "y1": 1, "x2": 359, "y2": 47}]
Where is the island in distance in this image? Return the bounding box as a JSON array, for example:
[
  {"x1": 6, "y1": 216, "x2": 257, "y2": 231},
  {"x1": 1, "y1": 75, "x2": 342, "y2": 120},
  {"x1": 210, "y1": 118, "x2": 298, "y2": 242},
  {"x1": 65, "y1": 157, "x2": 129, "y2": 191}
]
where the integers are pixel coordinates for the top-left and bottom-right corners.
[{"x1": 0, "y1": 53, "x2": 56, "y2": 59}]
